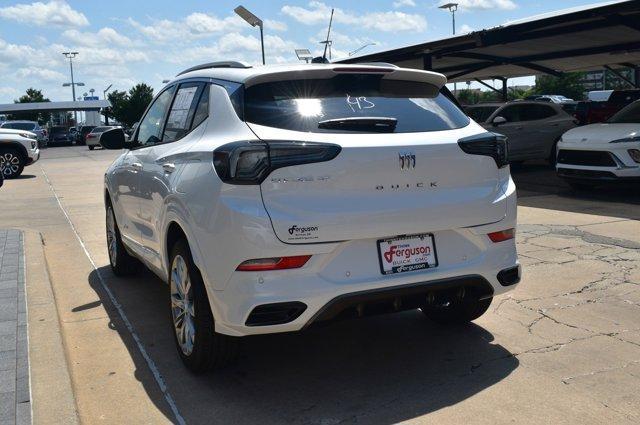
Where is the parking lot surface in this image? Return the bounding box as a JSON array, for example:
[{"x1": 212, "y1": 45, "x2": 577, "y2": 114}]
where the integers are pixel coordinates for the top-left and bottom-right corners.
[{"x1": 0, "y1": 146, "x2": 639, "y2": 424}]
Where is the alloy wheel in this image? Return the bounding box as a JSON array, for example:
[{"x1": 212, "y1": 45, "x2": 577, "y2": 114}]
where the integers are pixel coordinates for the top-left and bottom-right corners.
[
  {"x1": 171, "y1": 255, "x2": 195, "y2": 356},
  {"x1": 0, "y1": 152, "x2": 20, "y2": 177}
]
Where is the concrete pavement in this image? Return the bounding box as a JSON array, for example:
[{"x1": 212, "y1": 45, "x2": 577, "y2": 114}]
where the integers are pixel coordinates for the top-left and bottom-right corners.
[
  {"x1": 0, "y1": 230, "x2": 30, "y2": 425},
  {"x1": 0, "y1": 146, "x2": 638, "y2": 424}
]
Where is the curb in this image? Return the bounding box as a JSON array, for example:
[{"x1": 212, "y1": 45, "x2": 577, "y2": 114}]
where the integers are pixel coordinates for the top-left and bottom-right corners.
[{"x1": 24, "y1": 231, "x2": 79, "y2": 425}]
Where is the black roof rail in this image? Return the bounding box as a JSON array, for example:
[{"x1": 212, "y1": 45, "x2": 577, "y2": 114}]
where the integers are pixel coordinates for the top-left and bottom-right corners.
[{"x1": 176, "y1": 61, "x2": 252, "y2": 77}]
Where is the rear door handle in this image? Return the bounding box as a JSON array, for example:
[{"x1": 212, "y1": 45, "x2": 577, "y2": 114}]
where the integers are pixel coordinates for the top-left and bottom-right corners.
[
  {"x1": 162, "y1": 163, "x2": 176, "y2": 173},
  {"x1": 515, "y1": 126, "x2": 523, "y2": 130}
]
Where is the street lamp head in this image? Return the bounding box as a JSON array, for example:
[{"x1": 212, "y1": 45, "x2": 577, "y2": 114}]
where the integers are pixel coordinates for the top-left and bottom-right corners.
[
  {"x1": 162, "y1": 79, "x2": 170, "y2": 84},
  {"x1": 62, "y1": 83, "x2": 71, "y2": 87},
  {"x1": 234, "y1": 5, "x2": 262, "y2": 27},
  {"x1": 439, "y1": 2, "x2": 458, "y2": 11}
]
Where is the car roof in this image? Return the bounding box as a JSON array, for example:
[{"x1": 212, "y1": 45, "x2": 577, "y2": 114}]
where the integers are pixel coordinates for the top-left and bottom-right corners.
[
  {"x1": 1, "y1": 120, "x2": 37, "y2": 124},
  {"x1": 168, "y1": 62, "x2": 448, "y2": 89}
]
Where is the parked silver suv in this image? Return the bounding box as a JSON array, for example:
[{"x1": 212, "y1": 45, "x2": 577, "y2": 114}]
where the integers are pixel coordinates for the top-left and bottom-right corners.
[{"x1": 474, "y1": 101, "x2": 578, "y2": 164}]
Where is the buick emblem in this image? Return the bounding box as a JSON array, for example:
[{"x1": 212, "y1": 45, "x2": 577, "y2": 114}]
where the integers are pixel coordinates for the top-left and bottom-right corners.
[{"x1": 399, "y1": 152, "x2": 416, "y2": 170}]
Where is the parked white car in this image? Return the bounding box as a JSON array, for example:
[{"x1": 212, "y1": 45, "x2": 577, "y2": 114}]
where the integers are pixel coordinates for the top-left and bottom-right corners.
[
  {"x1": 86, "y1": 126, "x2": 120, "y2": 150},
  {"x1": 0, "y1": 128, "x2": 40, "y2": 178},
  {"x1": 556, "y1": 100, "x2": 640, "y2": 189},
  {"x1": 101, "y1": 62, "x2": 520, "y2": 373}
]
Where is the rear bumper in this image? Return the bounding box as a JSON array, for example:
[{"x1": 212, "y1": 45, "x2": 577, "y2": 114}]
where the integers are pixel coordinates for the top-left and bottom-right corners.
[{"x1": 210, "y1": 236, "x2": 520, "y2": 336}]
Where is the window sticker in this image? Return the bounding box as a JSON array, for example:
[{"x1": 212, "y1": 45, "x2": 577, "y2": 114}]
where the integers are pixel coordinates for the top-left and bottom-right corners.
[{"x1": 167, "y1": 86, "x2": 198, "y2": 129}]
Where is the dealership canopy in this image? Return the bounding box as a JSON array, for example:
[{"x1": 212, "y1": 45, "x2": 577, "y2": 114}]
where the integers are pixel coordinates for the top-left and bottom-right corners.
[
  {"x1": 339, "y1": 0, "x2": 640, "y2": 84},
  {"x1": 0, "y1": 100, "x2": 111, "y2": 114}
]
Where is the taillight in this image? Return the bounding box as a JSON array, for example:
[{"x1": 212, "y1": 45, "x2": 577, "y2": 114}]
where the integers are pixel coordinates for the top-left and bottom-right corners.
[
  {"x1": 458, "y1": 132, "x2": 508, "y2": 168},
  {"x1": 236, "y1": 255, "x2": 311, "y2": 271},
  {"x1": 213, "y1": 141, "x2": 341, "y2": 185},
  {"x1": 487, "y1": 228, "x2": 515, "y2": 243}
]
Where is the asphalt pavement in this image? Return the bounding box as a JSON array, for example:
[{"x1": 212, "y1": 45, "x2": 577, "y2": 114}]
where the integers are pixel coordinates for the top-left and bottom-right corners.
[{"x1": 0, "y1": 146, "x2": 638, "y2": 424}]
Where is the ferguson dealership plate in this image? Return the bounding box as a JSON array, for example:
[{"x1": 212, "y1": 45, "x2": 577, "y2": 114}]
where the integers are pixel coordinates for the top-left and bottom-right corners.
[{"x1": 377, "y1": 234, "x2": 438, "y2": 275}]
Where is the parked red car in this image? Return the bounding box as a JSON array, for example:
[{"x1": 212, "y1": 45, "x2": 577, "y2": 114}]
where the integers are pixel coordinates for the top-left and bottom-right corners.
[{"x1": 575, "y1": 89, "x2": 640, "y2": 125}]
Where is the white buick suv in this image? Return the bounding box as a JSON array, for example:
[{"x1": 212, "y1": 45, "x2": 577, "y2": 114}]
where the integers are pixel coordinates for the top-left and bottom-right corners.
[{"x1": 101, "y1": 62, "x2": 520, "y2": 373}]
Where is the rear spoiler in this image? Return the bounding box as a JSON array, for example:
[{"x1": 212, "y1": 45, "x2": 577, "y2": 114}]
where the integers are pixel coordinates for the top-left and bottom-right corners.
[{"x1": 243, "y1": 65, "x2": 447, "y2": 89}]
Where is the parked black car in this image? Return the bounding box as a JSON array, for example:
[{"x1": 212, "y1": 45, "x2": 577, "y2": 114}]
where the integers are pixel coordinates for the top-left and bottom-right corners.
[
  {"x1": 49, "y1": 126, "x2": 73, "y2": 146},
  {"x1": 76, "y1": 125, "x2": 96, "y2": 145}
]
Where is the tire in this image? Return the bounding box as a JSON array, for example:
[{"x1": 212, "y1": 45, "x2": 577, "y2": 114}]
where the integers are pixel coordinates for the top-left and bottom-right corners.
[
  {"x1": 88, "y1": 145, "x2": 95, "y2": 151},
  {"x1": 421, "y1": 291, "x2": 492, "y2": 325},
  {"x1": 0, "y1": 148, "x2": 25, "y2": 179},
  {"x1": 169, "y1": 238, "x2": 238, "y2": 373},
  {"x1": 106, "y1": 203, "x2": 139, "y2": 276}
]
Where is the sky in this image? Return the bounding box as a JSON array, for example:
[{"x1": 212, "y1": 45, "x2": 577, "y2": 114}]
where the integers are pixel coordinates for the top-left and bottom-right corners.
[{"x1": 0, "y1": 0, "x2": 617, "y2": 103}]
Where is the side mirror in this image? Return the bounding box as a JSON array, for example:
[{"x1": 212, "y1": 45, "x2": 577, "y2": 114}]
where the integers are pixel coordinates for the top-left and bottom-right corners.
[
  {"x1": 99, "y1": 128, "x2": 127, "y2": 150},
  {"x1": 492, "y1": 116, "x2": 507, "y2": 126}
]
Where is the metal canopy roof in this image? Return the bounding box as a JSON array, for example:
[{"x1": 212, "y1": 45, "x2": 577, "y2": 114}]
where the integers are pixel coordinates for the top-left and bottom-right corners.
[
  {"x1": 339, "y1": 0, "x2": 640, "y2": 83},
  {"x1": 0, "y1": 100, "x2": 111, "y2": 114}
]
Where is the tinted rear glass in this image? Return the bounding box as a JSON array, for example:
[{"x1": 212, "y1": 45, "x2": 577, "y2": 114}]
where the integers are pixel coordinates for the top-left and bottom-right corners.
[
  {"x1": 243, "y1": 75, "x2": 470, "y2": 133},
  {"x1": 91, "y1": 127, "x2": 112, "y2": 133},
  {"x1": 51, "y1": 127, "x2": 67, "y2": 133},
  {"x1": 608, "y1": 101, "x2": 640, "y2": 123},
  {"x1": 2, "y1": 122, "x2": 35, "y2": 130}
]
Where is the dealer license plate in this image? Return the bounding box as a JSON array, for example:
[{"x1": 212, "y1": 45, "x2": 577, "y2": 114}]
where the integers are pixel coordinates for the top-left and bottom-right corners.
[{"x1": 377, "y1": 234, "x2": 438, "y2": 275}]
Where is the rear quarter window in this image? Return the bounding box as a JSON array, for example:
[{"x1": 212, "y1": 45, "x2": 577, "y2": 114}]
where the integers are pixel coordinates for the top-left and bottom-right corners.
[{"x1": 243, "y1": 74, "x2": 470, "y2": 133}]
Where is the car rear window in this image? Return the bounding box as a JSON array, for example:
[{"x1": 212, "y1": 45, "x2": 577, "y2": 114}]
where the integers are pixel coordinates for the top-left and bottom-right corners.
[
  {"x1": 2, "y1": 122, "x2": 35, "y2": 130},
  {"x1": 51, "y1": 127, "x2": 67, "y2": 133},
  {"x1": 243, "y1": 74, "x2": 470, "y2": 133},
  {"x1": 91, "y1": 127, "x2": 111, "y2": 133},
  {"x1": 608, "y1": 101, "x2": 640, "y2": 123}
]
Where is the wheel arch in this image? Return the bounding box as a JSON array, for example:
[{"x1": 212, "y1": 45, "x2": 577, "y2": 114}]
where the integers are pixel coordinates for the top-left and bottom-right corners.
[{"x1": 0, "y1": 140, "x2": 28, "y2": 161}]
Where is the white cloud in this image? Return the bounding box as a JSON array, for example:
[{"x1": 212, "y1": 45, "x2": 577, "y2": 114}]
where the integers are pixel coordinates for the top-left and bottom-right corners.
[
  {"x1": 0, "y1": 0, "x2": 89, "y2": 28},
  {"x1": 444, "y1": 0, "x2": 517, "y2": 11},
  {"x1": 265, "y1": 19, "x2": 287, "y2": 32},
  {"x1": 62, "y1": 27, "x2": 133, "y2": 47},
  {"x1": 15, "y1": 67, "x2": 65, "y2": 82},
  {"x1": 393, "y1": 0, "x2": 416, "y2": 8},
  {"x1": 459, "y1": 24, "x2": 474, "y2": 33},
  {"x1": 128, "y1": 12, "x2": 248, "y2": 42},
  {"x1": 281, "y1": 1, "x2": 427, "y2": 32},
  {"x1": 171, "y1": 32, "x2": 298, "y2": 65},
  {"x1": 0, "y1": 38, "x2": 54, "y2": 67}
]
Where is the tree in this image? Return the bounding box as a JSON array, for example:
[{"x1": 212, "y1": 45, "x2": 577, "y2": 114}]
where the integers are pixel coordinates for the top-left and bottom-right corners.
[
  {"x1": 534, "y1": 72, "x2": 586, "y2": 100},
  {"x1": 126, "y1": 83, "x2": 154, "y2": 127},
  {"x1": 456, "y1": 89, "x2": 481, "y2": 105},
  {"x1": 9, "y1": 88, "x2": 51, "y2": 123},
  {"x1": 106, "y1": 84, "x2": 154, "y2": 127},
  {"x1": 106, "y1": 90, "x2": 128, "y2": 125}
]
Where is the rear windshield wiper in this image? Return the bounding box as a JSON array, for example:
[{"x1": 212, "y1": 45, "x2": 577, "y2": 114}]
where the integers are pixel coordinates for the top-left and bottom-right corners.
[{"x1": 318, "y1": 117, "x2": 398, "y2": 132}]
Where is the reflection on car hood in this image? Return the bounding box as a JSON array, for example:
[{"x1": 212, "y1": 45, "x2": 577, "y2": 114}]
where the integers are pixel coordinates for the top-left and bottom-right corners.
[
  {"x1": 561, "y1": 123, "x2": 639, "y2": 143},
  {"x1": 0, "y1": 128, "x2": 36, "y2": 136}
]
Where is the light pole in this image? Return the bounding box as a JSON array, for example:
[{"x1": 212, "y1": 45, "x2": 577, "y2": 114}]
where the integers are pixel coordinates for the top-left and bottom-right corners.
[
  {"x1": 348, "y1": 42, "x2": 377, "y2": 57},
  {"x1": 439, "y1": 3, "x2": 459, "y2": 95},
  {"x1": 62, "y1": 51, "x2": 82, "y2": 125},
  {"x1": 234, "y1": 6, "x2": 265, "y2": 65}
]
